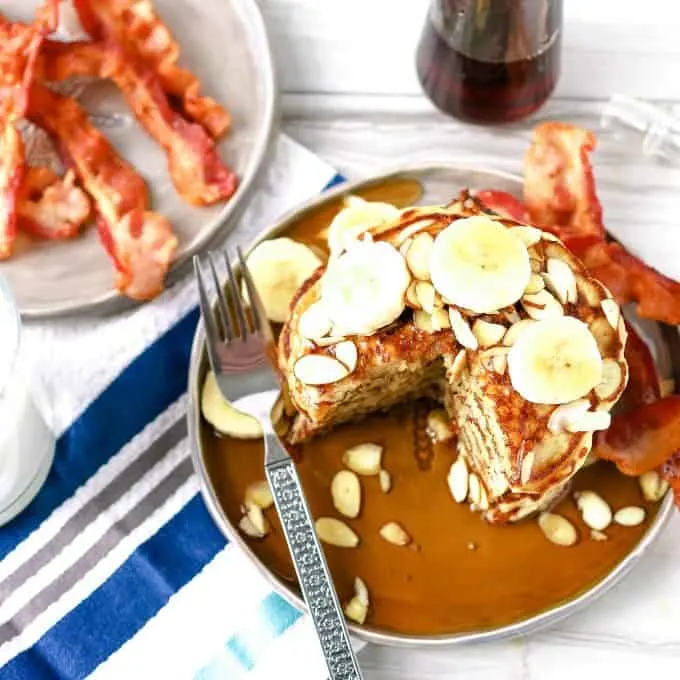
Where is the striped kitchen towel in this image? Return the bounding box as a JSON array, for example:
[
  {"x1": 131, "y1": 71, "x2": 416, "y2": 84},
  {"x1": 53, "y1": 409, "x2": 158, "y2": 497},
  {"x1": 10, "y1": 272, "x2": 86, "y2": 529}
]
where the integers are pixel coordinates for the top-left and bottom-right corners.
[{"x1": 0, "y1": 135, "x2": 361, "y2": 679}]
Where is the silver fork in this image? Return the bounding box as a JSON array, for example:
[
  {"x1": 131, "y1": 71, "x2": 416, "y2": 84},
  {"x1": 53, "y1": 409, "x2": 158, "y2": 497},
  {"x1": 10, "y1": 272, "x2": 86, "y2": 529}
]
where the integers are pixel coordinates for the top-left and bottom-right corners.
[{"x1": 194, "y1": 249, "x2": 363, "y2": 680}]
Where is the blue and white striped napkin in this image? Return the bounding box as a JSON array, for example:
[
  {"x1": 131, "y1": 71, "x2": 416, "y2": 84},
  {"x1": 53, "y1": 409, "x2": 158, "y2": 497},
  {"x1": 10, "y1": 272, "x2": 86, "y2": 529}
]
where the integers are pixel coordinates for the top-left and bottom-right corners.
[{"x1": 0, "y1": 136, "x2": 357, "y2": 679}]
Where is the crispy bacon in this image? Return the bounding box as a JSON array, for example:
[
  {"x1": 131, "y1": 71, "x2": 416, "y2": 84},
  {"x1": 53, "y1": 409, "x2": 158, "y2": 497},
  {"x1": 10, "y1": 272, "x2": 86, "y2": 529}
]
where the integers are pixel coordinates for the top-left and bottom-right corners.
[
  {"x1": 524, "y1": 122, "x2": 605, "y2": 241},
  {"x1": 476, "y1": 190, "x2": 529, "y2": 223},
  {"x1": 72, "y1": 0, "x2": 231, "y2": 138},
  {"x1": 40, "y1": 40, "x2": 238, "y2": 206},
  {"x1": 17, "y1": 167, "x2": 92, "y2": 239},
  {"x1": 27, "y1": 84, "x2": 177, "y2": 299}
]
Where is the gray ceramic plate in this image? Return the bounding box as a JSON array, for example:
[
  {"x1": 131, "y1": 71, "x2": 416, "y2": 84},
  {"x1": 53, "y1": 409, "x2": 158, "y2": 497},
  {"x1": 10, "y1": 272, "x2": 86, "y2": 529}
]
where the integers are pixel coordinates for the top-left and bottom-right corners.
[
  {"x1": 1, "y1": 0, "x2": 277, "y2": 318},
  {"x1": 187, "y1": 164, "x2": 676, "y2": 648}
]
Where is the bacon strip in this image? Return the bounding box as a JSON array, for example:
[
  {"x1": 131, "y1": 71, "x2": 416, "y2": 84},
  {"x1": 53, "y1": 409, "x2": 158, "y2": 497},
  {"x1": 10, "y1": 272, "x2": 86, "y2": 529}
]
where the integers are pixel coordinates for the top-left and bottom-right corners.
[
  {"x1": 476, "y1": 189, "x2": 530, "y2": 223},
  {"x1": 17, "y1": 167, "x2": 92, "y2": 239},
  {"x1": 72, "y1": 0, "x2": 230, "y2": 138},
  {"x1": 40, "y1": 40, "x2": 238, "y2": 206},
  {"x1": 523, "y1": 121, "x2": 680, "y2": 325},
  {"x1": 27, "y1": 84, "x2": 177, "y2": 299}
]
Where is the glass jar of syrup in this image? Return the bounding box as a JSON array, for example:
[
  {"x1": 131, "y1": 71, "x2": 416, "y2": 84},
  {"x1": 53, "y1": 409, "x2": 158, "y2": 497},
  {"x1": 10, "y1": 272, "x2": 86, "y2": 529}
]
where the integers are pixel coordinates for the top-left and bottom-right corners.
[{"x1": 416, "y1": 0, "x2": 563, "y2": 125}]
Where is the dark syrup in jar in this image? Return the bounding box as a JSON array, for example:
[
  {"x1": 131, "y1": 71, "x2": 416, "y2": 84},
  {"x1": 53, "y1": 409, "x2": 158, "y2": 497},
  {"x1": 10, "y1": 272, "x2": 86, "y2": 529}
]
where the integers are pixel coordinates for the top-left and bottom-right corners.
[{"x1": 416, "y1": 0, "x2": 562, "y2": 124}]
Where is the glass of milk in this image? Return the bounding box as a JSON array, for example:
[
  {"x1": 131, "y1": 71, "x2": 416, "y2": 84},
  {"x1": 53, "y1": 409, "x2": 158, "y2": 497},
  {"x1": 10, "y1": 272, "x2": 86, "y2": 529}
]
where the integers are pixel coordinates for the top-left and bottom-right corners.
[{"x1": 0, "y1": 275, "x2": 55, "y2": 526}]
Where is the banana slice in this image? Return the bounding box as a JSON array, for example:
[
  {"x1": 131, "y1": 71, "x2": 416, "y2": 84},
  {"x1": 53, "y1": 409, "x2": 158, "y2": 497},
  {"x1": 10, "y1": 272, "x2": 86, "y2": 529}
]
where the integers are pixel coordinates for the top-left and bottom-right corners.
[
  {"x1": 321, "y1": 240, "x2": 410, "y2": 336},
  {"x1": 327, "y1": 195, "x2": 400, "y2": 255},
  {"x1": 508, "y1": 317, "x2": 603, "y2": 405},
  {"x1": 201, "y1": 371, "x2": 263, "y2": 438},
  {"x1": 245, "y1": 238, "x2": 322, "y2": 323},
  {"x1": 430, "y1": 216, "x2": 531, "y2": 313}
]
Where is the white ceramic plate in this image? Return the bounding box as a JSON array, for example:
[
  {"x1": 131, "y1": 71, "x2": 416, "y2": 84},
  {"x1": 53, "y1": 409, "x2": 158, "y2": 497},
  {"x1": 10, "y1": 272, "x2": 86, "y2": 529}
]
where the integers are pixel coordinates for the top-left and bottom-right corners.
[{"x1": 1, "y1": 0, "x2": 277, "y2": 317}]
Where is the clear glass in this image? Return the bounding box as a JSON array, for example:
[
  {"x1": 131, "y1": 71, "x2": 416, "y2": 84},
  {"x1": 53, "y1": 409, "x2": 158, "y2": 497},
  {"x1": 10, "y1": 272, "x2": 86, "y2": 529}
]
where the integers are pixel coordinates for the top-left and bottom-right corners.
[
  {"x1": 416, "y1": 0, "x2": 563, "y2": 124},
  {"x1": 0, "y1": 275, "x2": 55, "y2": 525}
]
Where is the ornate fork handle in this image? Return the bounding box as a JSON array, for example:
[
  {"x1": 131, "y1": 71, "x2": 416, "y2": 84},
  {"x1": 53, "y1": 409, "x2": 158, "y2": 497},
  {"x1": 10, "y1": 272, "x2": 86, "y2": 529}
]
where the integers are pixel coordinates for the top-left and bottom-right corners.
[{"x1": 265, "y1": 434, "x2": 363, "y2": 680}]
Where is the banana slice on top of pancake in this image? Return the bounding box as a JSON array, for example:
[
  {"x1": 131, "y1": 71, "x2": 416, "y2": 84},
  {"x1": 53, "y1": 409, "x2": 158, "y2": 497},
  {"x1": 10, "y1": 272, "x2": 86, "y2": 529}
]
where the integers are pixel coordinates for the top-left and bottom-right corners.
[
  {"x1": 508, "y1": 317, "x2": 603, "y2": 405},
  {"x1": 245, "y1": 238, "x2": 323, "y2": 323},
  {"x1": 430, "y1": 216, "x2": 531, "y2": 313},
  {"x1": 327, "y1": 195, "x2": 401, "y2": 255},
  {"x1": 322, "y1": 240, "x2": 410, "y2": 336}
]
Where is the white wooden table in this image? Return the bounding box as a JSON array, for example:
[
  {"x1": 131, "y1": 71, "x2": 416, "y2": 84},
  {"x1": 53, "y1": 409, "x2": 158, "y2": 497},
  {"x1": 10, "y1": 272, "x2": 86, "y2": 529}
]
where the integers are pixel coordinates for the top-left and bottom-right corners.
[{"x1": 261, "y1": 0, "x2": 680, "y2": 677}]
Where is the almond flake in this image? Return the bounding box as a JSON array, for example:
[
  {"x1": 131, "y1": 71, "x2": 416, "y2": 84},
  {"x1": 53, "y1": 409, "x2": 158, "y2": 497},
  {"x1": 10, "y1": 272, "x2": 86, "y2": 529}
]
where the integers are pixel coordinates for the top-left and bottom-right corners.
[
  {"x1": 394, "y1": 219, "x2": 437, "y2": 246},
  {"x1": 520, "y1": 451, "x2": 535, "y2": 485},
  {"x1": 594, "y1": 359, "x2": 626, "y2": 402},
  {"x1": 639, "y1": 470, "x2": 669, "y2": 502},
  {"x1": 566, "y1": 411, "x2": 612, "y2": 433},
  {"x1": 315, "y1": 335, "x2": 348, "y2": 347},
  {"x1": 331, "y1": 470, "x2": 362, "y2": 518},
  {"x1": 431, "y1": 307, "x2": 451, "y2": 331},
  {"x1": 379, "y1": 521, "x2": 411, "y2": 546},
  {"x1": 413, "y1": 310, "x2": 434, "y2": 332},
  {"x1": 477, "y1": 483, "x2": 489, "y2": 510},
  {"x1": 479, "y1": 346, "x2": 509, "y2": 374},
  {"x1": 379, "y1": 469, "x2": 392, "y2": 493},
  {"x1": 343, "y1": 443, "x2": 383, "y2": 476},
  {"x1": 538, "y1": 512, "x2": 578, "y2": 546},
  {"x1": 530, "y1": 257, "x2": 543, "y2": 273},
  {"x1": 468, "y1": 472, "x2": 481, "y2": 505},
  {"x1": 449, "y1": 308, "x2": 478, "y2": 349},
  {"x1": 472, "y1": 319, "x2": 506, "y2": 348},
  {"x1": 590, "y1": 529, "x2": 608, "y2": 541},
  {"x1": 447, "y1": 457, "x2": 469, "y2": 503},
  {"x1": 521, "y1": 290, "x2": 564, "y2": 320},
  {"x1": 600, "y1": 298, "x2": 621, "y2": 329},
  {"x1": 405, "y1": 232, "x2": 434, "y2": 280},
  {"x1": 548, "y1": 399, "x2": 591, "y2": 434},
  {"x1": 544, "y1": 258, "x2": 577, "y2": 304},
  {"x1": 449, "y1": 350, "x2": 467, "y2": 380},
  {"x1": 294, "y1": 354, "x2": 350, "y2": 385},
  {"x1": 525, "y1": 273, "x2": 545, "y2": 295},
  {"x1": 427, "y1": 409, "x2": 454, "y2": 442},
  {"x1": 245, "y1": 501, "x2": 269, "y2": 536},
  {"x1": 239, "y1": 514, "x2": 268, "y2": 538},
  {"x1": 503, "y1": 308, "x2": 522, "y2": 324},
  {"x1": 415, "y1": 281, "x2": 437, "y2": 313},
  {"x1": 542, "y1": 232, "x2": 560, "y2": 242},
  {"x1": 502, "y1": 318, "x2": 536, "y2": 346},
  {"x1": 298, "y1": 301, "x2": 332, "y2": 340},
  {"x1": 511, "y1": 226, "x2": 542, "y2": 247},
  {"x1": 333, "y1": 340, "x2": 358, "y2": 372},
  {"x1": 245, "y1": 480, "x2": 273, "y2": 509},
  {"x1": 574, "y1": 490, "x2": 612, "y2": 531},
  {"x1": 354, "y1": 577, "x2": 369, "y2": 607},
  {"x1": 315, "y1": 517, "x2": 360, "y2": 548},
  {"x1": 405, "y1": 280, "x2": 421, "y2": 309},
  {"x1": 614, "y1": 506, "x2": 646, "y2": 527},
  {"x1": 344, "y1": 597, "x2": 367, "y2": 624},
  {"x1": 576, "y1": 275, "x2": 604, "y2": 307}
]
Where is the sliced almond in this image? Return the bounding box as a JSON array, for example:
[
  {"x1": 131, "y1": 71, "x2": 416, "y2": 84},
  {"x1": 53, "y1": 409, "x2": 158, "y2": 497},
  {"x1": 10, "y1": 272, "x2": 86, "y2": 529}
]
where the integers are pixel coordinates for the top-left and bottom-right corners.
[
  {"x1": 413, "y1": 309, "x2": 434, "y2": 333},
  {"x1": 315, "y1": 335, "x2": 348, "y2": 347},
  {"x1": 394, "y1": 218, "x2": 438, "y2": 246},
  {"x1": 449, "y1": 349, "x2": 467, "y2": 381},
  {"x1": 447, "y1": 457, "x2": 469, "y2": 503},
  {"x1": 521, "y1": 290, "x2": 564, "y2": 320},
  {"x1": 315, "y1": 517, "x2": 360, "y2": 548},
  {"x1": 298, "y1": 301, "x2": 332, "y2": 341},
  {"x1": 331, "y1": 470, "x2": 362, "y2": 518},
  {"x1": 343, "y1": 443, "x2": 383, "y2": 476},
  {"x1": 544, "y1": 258, "x2": 577, "y2": 304},
  {"x1": 415, "y1": 281, "x2": 437, "y2": 313},
  {"x1": 472, "y1": 319, "x2": 507, "y2": 348},
  {"x1": 468, "y1": 472, "x2": 481, "y2": 505},
  {"x1": 405, "y1": 232, "x2": 434, "y2": 280},
  {"x1": 661, "y1": 378, "x2": 675, "y2": 398},
  {"x1": 614, "y1": 506, "x2": 646, "y2": 527},
  {"x1": 449, "y1": 308, "x2": 478, "y2": 349},
  {"x1": 502, "y1": 318, "x2": 536, "y2": 346},
  {"x1": 574, "y1": 490, "x2": 612, "y2": 531},
  {"x1": 600, "y1": 298, "x2": 621, "y2": 330},
  {"x1": 239, "y1": 514, "x2": 267, "y2": 538},
  {"x1": 538, "y1": 512, "x2": 578, "y2": 546},
  {"x1": 548, "y1": 399, "x2": 591, "y2": 434},
  {"x1": 344, "y1": 597, "x2": 367, "y2": 624},
  {"x1": 576, "y1": 275, "x2": 605, "y2": 307},
  {"x1": 511, "y1": 226, "x2": 542, "y2": 247},
  {"x1": 477, "y1": 483, "x2": 489, "y2": 510},
  {"x1": 590, "y1": 529, "x2": 608, "y2": 541},
  {"x1": 542, "y1": 231, "x2": 560, "y2": 242},
  {"x1": 594, "y1": 359, "x2": 626, "y2": 401},
  {"x1": 379, "y1": 521, "x2": 411, "y2": 546},
  {"x1": 639, "y1": 470, "x2": 670, "y2": 502},
  {"x1": 427, "y1": 408, "x2": 454, "y2": 442},
  {"x1": 405, "y1": 280, "x2": 421, "y2": 309},
  {"x1": 525, "y1": 273, "x2": 546, "y2": 295},
  {"x1": 294, "y1": 354, "x2": 349, "y2": 385},
  {"x1": 333, "y1": 340, "x2": 358, "y2": 372},
  {"x1": 379, "y1": 469, "x2": 392, "y2": 493},
  {"x1": 520, "y1": 451, "x2": 535, "y2": 485},
  {"x1": 244, "y1": 501, "x2": 269, "y2": 536},
  {"x1": 354, "y1": 576, "x2": 369, "y2": 607},
  {"x1": 479, "y1": 346, "x2": 509, "y2": 374},
  {"x1": 566, "y1": 411, "x2": 612, "y2": 433},
  {"x1": 431, "y1": 307, "x2": 451, "y2": 331},
  {"x1": 245, "y1": 480, "x2": 274, "y2": 509},
  {"x1": 503, "y1": 308, "x2": 522, "y2": 324},
  {"x1": 530, "y1": 257, "x2": 543, "y2": 273}
]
